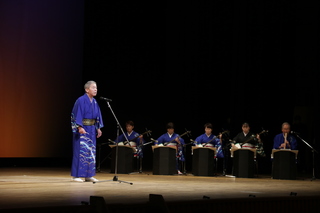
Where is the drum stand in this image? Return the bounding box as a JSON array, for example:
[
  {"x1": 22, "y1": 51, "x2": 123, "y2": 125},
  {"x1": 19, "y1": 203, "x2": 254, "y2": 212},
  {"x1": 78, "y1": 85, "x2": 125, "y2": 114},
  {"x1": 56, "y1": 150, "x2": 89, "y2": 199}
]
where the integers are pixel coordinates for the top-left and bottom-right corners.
[
  {"x1": 129, "y1": 155, "x2": 148, "y2": 175},
  {"x1": 182, "y1": 141, "x2": 194, "y2": 176},
  {"x1": 130, "y1": 141, "x2": 153, "y2": 175},
  {"x1": 93, "y1": 100, "x2": 133, "y2": 185},
  {"x1": 221, "y1": 142, "x2": 235, "y2": 178}
]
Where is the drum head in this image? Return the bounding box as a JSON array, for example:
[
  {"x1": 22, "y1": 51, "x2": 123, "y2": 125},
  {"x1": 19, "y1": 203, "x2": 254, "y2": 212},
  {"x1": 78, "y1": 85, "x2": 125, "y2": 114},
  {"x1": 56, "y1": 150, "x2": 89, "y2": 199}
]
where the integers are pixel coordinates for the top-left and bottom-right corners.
[
  {"x1": 234, "y1": 144, "x2": 241, "y2": 149},
  {"x1": 129, "y1": 141, "x2": 136, "y2": 147}
]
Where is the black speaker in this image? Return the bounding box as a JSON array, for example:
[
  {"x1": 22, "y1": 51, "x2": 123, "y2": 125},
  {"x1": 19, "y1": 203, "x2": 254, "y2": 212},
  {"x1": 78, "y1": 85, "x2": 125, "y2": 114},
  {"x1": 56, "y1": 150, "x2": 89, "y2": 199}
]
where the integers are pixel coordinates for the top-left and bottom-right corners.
[
  {"x1": 110, "y1": 145, "x2": 134, "y2": 174},
  {"x1": 192, "y1": 147, "x2": 215, "y2": 176},
  {"x1": 153, "y1": 146, "x2": 176, "y2": 175},
  {"x1": 89, "y1": 196, "x2": 110, "y2": 213},
  {"x1": 146, "y1": 194, "x2": 170, "y2": 213},
  {"x1": 232, "y1": 149, "x2": 255, "y2": 178},
  {"x1": 272, "y1": 150, "x2": 297, "y2": 180}
]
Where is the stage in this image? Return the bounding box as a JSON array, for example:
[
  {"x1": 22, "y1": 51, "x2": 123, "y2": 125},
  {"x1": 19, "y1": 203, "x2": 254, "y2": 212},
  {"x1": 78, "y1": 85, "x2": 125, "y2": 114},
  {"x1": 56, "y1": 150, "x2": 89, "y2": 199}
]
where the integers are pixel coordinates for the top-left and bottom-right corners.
[{"x1": 0, "y1": 167, "x2": 320, "y2": 212}]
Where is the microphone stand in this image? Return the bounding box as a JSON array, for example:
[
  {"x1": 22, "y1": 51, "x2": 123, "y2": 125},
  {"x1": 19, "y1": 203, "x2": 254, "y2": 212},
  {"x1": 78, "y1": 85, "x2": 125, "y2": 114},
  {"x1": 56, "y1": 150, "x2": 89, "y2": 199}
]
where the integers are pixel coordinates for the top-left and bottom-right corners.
[
  {"x1": 182, "y1": 140, "x2": 195, "y2": 176},
  {"x1": 93, "y1": 100, "x2": 133, "y2": 185},
  {"x1": 294, "y1": 133, "x2": 318, "y2": 181}
]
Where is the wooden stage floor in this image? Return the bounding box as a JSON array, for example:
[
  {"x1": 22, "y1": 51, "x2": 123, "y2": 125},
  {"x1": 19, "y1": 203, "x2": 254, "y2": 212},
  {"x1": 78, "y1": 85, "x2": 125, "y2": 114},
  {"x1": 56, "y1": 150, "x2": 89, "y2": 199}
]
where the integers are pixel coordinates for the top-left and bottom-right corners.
[{"x1": 0, "y1": 167, "x2": 320, "y2": 211}]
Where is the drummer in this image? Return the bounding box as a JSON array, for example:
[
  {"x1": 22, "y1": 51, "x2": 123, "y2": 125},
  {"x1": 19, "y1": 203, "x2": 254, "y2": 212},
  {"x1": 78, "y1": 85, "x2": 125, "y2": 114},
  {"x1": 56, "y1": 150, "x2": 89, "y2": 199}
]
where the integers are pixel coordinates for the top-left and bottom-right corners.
[
  {"x1": 114, "y1": 120, "x2": 144, "y2": 156},
  {"x1": 194, "y1": 123, "x2": 222, "y2": 149},
  {"x1": 230, "y1": 122, "x2": 260, "y2": 149},
  {"x1": 154, "y1": 122, "x2": 185, "y2": 175}
]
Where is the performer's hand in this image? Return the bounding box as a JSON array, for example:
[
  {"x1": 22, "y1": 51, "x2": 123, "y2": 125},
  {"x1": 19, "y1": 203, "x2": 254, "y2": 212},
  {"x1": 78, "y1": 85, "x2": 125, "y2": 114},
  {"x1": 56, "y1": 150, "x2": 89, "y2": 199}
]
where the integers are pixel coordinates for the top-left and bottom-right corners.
[
  {"x1": 279, "y1": 142, "x2": 286, "y2": 149},
  {"x1": 78, "y1": 127, "x2": 86, "y2": 134},
  {"x1": 175, "y1": 138, "x2": 180, "y2": 143},
  {"x1": 96, "y1": 129, "x2": 102, "y2": 138},
  {"x1": 256, "y1": 134, "x2": 262, "y2": 143},
  {"x1": 285, "y1": 140, "x2": 290, "y2": 148}
]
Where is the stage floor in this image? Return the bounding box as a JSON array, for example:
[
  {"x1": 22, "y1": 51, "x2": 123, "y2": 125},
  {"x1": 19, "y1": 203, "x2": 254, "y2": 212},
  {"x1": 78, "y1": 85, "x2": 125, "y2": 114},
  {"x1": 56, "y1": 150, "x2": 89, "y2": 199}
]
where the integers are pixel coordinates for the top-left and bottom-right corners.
[{"x1": 0, "y1": 167, "x2": 319, "y2": 210}]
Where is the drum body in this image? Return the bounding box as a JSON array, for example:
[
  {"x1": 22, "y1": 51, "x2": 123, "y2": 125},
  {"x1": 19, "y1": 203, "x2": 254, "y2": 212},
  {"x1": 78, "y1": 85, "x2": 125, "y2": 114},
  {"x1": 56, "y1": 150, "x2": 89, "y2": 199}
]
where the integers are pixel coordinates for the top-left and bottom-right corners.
[
  {"x1": 232, "y1": 149, "x2": 255, "y2": 178},
  {"x1": 272, "y1": 150, "x2": 297, "y2": 180},
  {"x1": 110, "y1": 145, "x2": 134, "y2": 174},
  {"x1": 152, "y1": 146, "x2": 176, "y2": 175},
  {"x1": 192, "y1": 147, "x2": 216, "y2": 176}
]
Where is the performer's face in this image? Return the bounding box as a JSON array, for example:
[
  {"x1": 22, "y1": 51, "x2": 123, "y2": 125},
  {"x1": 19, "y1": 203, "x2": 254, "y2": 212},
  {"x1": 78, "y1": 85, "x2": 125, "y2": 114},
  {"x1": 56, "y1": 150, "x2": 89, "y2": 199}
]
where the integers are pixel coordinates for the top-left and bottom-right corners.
[
  {"x1": 86, "y1": 83, "x2": 97, "y2": 97},
  {"x1": 282, "y1": 124, "x2": 290, "y2": 134},
  {"x1": 242, "y1": 125, "x2": 249, "y2": 133},
  {"x1": 167, "y1": 128, "x2": 174, "y2": 135},
  {"x1": 205, "y1": 127, "x2": 212, "y2": 135},
  {"x1": 126, "y1": 124, "x2": 134, "y2": 133}
]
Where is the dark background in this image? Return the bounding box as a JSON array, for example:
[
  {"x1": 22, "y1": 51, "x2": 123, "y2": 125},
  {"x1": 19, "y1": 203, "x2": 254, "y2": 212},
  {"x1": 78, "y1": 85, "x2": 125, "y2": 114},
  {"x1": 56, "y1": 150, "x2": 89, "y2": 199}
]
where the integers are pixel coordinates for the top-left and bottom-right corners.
[
  {"x1": 82, "y1": 1, "x2": 319, "y2": 175},
  {"x1": 1, "y1": 1, "x2": 319, "y2": 176}
]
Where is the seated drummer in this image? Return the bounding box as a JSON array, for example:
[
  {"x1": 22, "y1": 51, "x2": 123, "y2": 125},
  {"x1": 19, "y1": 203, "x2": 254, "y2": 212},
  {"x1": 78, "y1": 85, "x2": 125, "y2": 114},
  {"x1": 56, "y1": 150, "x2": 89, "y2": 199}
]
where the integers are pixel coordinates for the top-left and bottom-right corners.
[
  {"x1": 231, "y1": 122, "x2": 260, "y2": 149},
  {"x1": 114, "y1": 120, "x2": 144, "y2": 155},
  {"x1": 154, "y1": 122, "x2": 185, "y2": 175},
  {"x1": 194, "y1": 123, "x2": 222, "y2": 147}
]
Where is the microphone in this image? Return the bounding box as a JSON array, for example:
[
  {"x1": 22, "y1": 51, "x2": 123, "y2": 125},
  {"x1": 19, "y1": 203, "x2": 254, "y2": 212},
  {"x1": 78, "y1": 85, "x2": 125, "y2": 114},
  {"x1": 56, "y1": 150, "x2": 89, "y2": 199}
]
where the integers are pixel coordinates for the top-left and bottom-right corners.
[
  {"x1": 100, "y1": 96, "x2": 112, "y2": 102},
  {"x1": 291, "y1": 131, "x2": 300, "y2": 135}
]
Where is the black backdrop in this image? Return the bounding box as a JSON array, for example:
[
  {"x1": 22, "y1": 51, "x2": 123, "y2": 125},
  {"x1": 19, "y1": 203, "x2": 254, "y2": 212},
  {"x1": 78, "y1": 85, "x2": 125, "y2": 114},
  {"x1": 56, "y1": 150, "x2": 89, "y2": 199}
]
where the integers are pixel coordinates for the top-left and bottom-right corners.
[
  {"x1": 80, "y1": 1, "x2": 319, "y2": 174},
  {"x1": 2, "y1": 1, "x2": 318, "y2": 175}
]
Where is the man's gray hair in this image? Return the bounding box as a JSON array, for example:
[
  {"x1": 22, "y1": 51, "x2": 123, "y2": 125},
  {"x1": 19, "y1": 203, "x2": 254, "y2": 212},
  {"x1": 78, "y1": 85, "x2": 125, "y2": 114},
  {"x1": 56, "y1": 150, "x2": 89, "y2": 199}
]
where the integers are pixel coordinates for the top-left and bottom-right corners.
[
  {"x1": 84, "y1": 80, "x2": 96, "y2": 90},
  {"x1": 282, "y1": 122, "x2": 290, "y2": 128}
]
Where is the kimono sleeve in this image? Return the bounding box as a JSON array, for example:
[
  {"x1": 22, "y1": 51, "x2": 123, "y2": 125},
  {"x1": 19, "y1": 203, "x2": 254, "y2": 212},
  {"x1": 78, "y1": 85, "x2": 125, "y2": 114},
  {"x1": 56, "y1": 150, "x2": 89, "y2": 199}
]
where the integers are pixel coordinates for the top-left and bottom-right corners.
[
  {"x1": 95, "y1": 103, "x2": 104, "y2": 129},
  {"x1": 71, "y1": 98, "x2": 84, "y2": 132}
]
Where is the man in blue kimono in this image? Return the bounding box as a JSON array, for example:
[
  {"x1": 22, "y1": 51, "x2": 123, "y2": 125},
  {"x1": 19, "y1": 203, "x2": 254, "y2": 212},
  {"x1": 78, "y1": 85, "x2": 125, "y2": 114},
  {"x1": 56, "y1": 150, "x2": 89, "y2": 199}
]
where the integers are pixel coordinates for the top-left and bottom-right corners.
[
  {"x1": 273, "y1": 122, "x2": 297, "y2": 150},
  {"x1": 71, "y1": 81, "x2": 104, "y2": 182}
]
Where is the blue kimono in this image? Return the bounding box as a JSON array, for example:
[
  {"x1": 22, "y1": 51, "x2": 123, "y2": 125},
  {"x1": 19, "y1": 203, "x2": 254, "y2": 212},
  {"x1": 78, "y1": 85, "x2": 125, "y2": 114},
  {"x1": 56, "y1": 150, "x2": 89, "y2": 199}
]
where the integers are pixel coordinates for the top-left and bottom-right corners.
[
  {"x1": 71, "y1": 94, "x2": 104, "y2": 178},
  {"x1": 156, "y1": 133, "x2": 185, "y2": 162},
  {"x1": 194, "y1": 133, "x2": 224, "y2": 158},
  {"x1": 273, "y1": 133, "x2": 297, "y2": 150}
]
